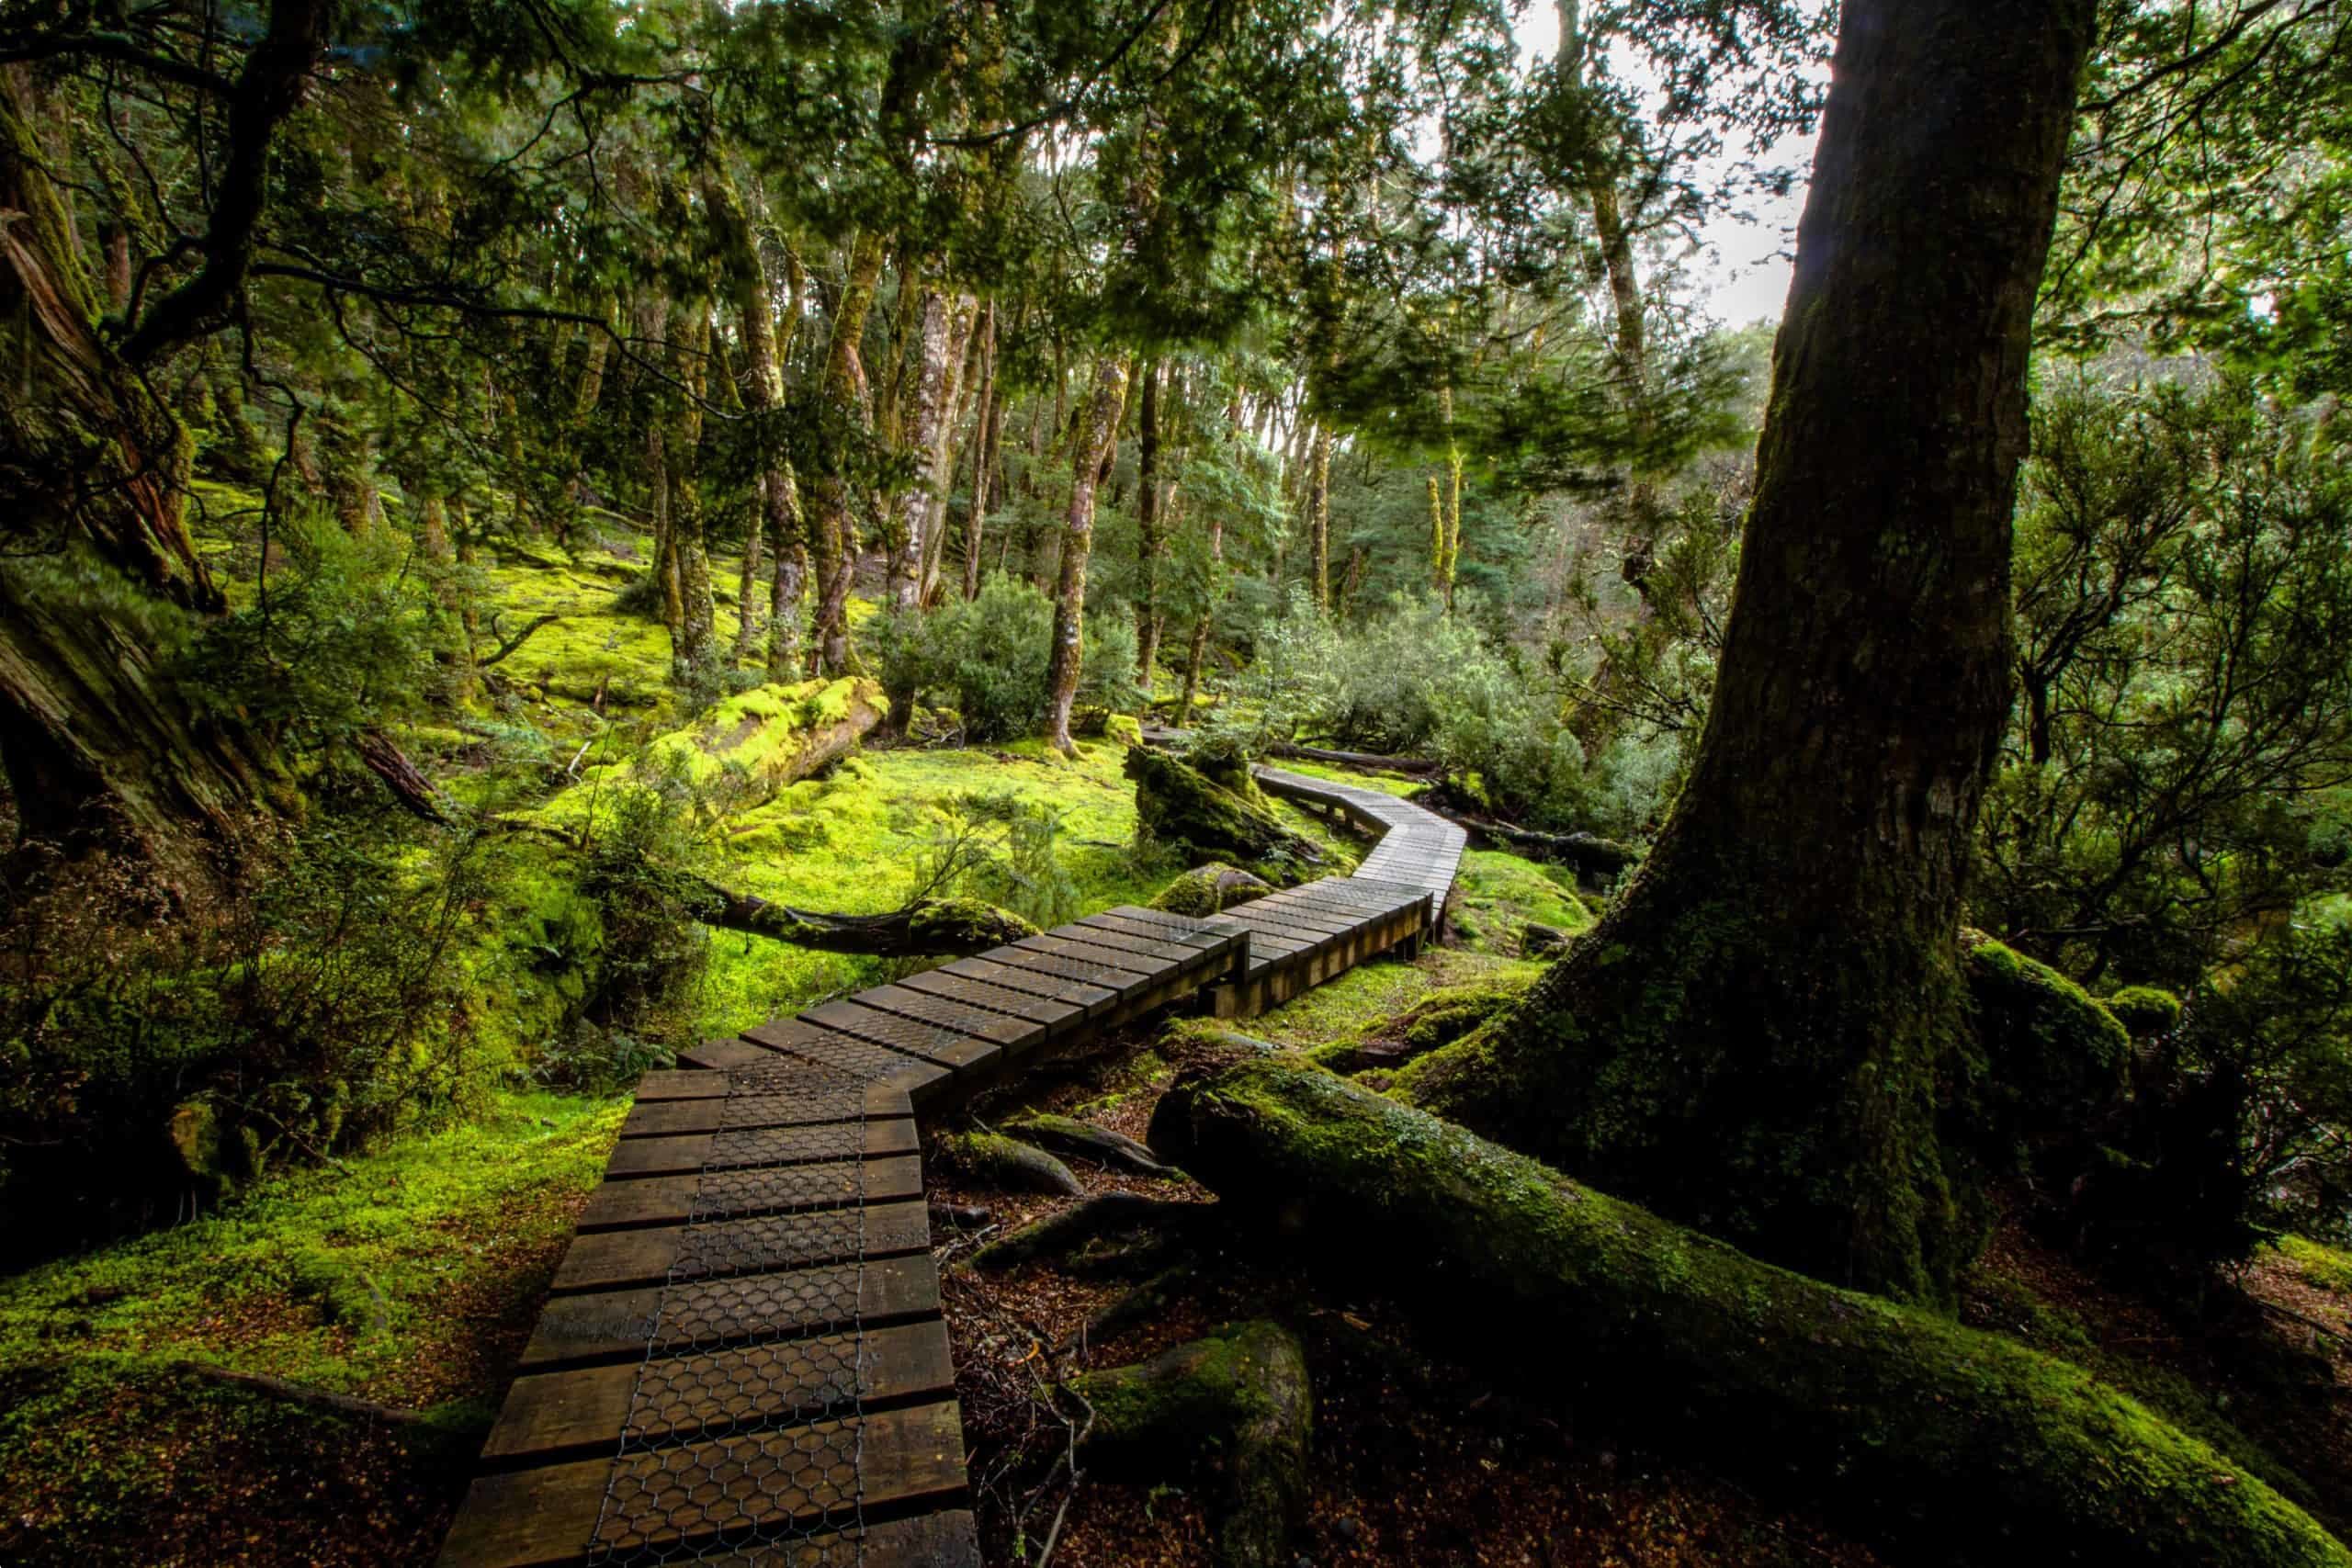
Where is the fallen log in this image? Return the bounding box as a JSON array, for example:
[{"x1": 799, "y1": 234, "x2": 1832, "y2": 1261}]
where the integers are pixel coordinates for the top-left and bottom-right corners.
[
  {"x1": 1148, "y1": 1058, "x2": 2348, "y2": 1568},
  {"x1": 1435, "y1": 807, "x2": 1638, "y2": 878},
  {"x1": 689, "y1": 882, "x2": 1036, "y2": 956},
  {"x1": 1264, "y1": 740, "x2": 1442, "y2": 775}
]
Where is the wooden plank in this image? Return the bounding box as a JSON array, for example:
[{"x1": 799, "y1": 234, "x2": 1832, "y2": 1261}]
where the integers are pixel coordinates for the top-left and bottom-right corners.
[
  {"x1": 436, "y1": 1401, "x2": 967, "y2": 1568},
  {"x1": 803, "y1": 998, "x2": 1003, "y2": 1073},
  {"x1": 619, "y1": 1084, "x2": 904, "y2": 1141},
  {"x1": 941, "y1": 955, "x2": 1116, "y2": 1013},
  {"x1": 848, "y1": 984, "x2": 1043, "y2": 1049},
  {"x1": 577, "y1": 1155, "x2": 923, "y2": 1233},
  {"x1": 522, "y1": 1256, "x2": 942, "y2": 1369},
  {"x1": 552, "y1": 1200, "x2": 930, "y2": 1293},
  {"x1": 481, "y1": 1319, "x2": 956, "y2": 1466},
  {"x1": 742, "y1": 1019, "x2": 955, "y2": 1099},
  {"x1": 897, "y1": 967, "x2": 1089, "y2": 1033},
  {"x1": 632, "y1": 1069, "x2": 728, "y2": 1101},
  {"x1": 1037, "y1": 921, "x2": 1197, "y2": 967},
  {"x1": 605, "y1": 1119, "x2": 918, "y2": 1179},
  {"x1": 1000, "y1": 936, "x2": 1163, "y2": 988},
  {"x1": 1078, "y1": 910, "x2": 1232, "y2": 955}
]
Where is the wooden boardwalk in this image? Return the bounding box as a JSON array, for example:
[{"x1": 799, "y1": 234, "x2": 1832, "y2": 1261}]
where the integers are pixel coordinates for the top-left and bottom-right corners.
[{"x1": 438, "y1": 765, "x2": 1464, "y2": 1567}]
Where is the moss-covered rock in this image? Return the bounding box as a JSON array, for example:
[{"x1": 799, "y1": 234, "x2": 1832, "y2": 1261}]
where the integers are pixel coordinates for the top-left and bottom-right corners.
[
  {"x1": 1126, "y1": 746, "x2": 1317, "y2": 874},
  {"x1": 1960, "y1": 933, "x2": 2132, "y2": 1165},
  {"x1": 1069, "y1": 1319, "x2": 1311, "y2": 1568},
  {"x1": 1150, "y1": 863, "x2": 1273, "y2": 917},
  {"x1": 2105, "y1": 985, "x2": 2186, "y2": 1038},
  {"x1": 1150, "y1": 1059, "x2": 2350, "y2": 1568}
]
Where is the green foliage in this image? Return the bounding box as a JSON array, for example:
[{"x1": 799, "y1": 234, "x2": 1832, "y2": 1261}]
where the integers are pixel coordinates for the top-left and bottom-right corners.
[
  {"x1": 1978, "y1": 377, "x2": 2352, "y2": 983},
  {"x1": 175, "y1": 512, "x2": 452, "y2": 751},
  {"x1": 919, "y1": 576, "x2": 1056, "y2": 740},
  {"x1": 1955, "y1": 936, "x2": 2132, "y2": 1176},
  {"x1": 0, "y1": 818, "x2": 492, "y2": 1259}
]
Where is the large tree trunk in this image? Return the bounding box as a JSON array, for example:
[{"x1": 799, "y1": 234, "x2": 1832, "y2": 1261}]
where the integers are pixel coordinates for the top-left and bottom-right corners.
[
  {"x1": 808, "y1": 232, "x2": 887, "y2": 675},
  {"x1": 1043, "y1": 354, "x2": 1132, "y2": 752},
  {"x1": 1392, "y1": 0, "x2": 2098, "y2": 1303},
  {"x1": 1306, "y1": 422, "x2": 1332, "y2": 614},
  {"x1": 0, "y1": 70, "x2": 277, "y2": 890},
  {"x1": 1150, "y1": 1059, "x2": 2348, "y2": 1568}
]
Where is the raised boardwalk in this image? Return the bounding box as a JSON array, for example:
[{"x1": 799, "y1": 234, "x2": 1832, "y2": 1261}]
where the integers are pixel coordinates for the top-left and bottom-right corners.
[{"x1": 438, "y1": 765, "x2": 1463, "y2": 1567}]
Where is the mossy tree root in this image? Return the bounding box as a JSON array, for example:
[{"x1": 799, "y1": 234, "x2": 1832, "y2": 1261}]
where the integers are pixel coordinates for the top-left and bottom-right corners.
[
  {"x1": 1148, "y1": 1059, "x2": 2351, "y2": 1568},
  {"x1": 971, "y1": 1191, "x2": 1207, "y2": 1272},
  {"x1": 1068, "y1": 1319, "x2": 1311, "y2": 1568},
  {"x1": 1002, "y1": 1112, "x2": 1173, "y2": 1178},
  {"x1": 940, "y1": 1131, "x2": 1083, "y2": 1196}
]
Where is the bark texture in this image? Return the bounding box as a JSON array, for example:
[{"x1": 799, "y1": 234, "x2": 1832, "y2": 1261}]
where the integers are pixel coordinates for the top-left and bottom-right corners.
[
  {"x1": 0, "y1": 71, "x2": 277, "y2": 886},
  {"x1": 1043, "y1": 355, "x2": 1132, "y2": 752},
  {"x1": 808, "y1": 232, "x2": 887, "y2": 675},
  {"x1": 1394, "y1": 0, "x2": 2098, "y2": 1302}
]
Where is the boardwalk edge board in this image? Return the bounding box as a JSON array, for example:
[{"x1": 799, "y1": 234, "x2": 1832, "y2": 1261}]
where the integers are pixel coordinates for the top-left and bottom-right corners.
[{"x1": 440, "y1": 762, "x2": 1462, "y2": 1567}]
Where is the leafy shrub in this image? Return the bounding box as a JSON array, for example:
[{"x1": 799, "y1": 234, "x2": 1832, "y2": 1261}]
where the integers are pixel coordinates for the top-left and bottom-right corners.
[
  {"x1": 924, "y1": 576, "x2": 1056, "y2": 739},
  {"x1": 0, "y1": 817, "x2": 489, "y2": 1259},
  {"x1": 1077, "y1": 609, "x2": 1146, "y2": 726},
  {"x1": 918, "y1": 792, "x2": 1080, "y2": 930}
]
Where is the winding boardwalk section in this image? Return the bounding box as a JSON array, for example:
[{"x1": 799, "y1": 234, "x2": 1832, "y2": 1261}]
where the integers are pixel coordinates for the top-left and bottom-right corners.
[{"x1": 438, "y1": 764, "x2": 1463, "y2": 1568}]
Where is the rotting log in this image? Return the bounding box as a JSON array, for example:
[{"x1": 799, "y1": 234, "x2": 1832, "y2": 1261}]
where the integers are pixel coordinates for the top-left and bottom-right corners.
[
  {"x1": 354, "y1": 729, "x2": 450, "y2": 825},
  {"x1": 1427, "y1": 807, "x2": 1637, "y2": 879},
  {"x1": 1147, "y1": 1059, "x2": 2350, "y2": 1568},
  {"x1": 1069, "y1": 1320, "x2": 1310, "y2": 1568},
  {"x1": 690, "y1": 885, "x2": 1036, "y2": 957}
]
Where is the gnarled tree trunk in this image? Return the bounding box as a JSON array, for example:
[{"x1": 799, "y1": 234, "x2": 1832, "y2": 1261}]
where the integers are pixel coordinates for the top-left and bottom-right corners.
[
  {"x1": 0, "y1": 69, "x2": 279, "y2": 891},
  {"x1": 1392, "y1": 0, "x2": 2098, "y2": 1303}
]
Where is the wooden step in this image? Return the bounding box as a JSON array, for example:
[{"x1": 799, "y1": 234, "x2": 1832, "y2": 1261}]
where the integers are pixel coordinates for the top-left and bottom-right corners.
[
  {"x1": 437, "y1": 1400, "x2": 969, "y2": 1567},
  {"x1": 482, "y1": 1319, "x2": 956, "y2": 1467},
  {"x1": 577, "y1": 1156, "x2": 924, "y2": 1233},
  {"x1": 552, "y1": 1201, "x2": 930, "y2": 1293},
  {"x1": 522, "y1": 1256, "x2": 942, "y2": 1370}
]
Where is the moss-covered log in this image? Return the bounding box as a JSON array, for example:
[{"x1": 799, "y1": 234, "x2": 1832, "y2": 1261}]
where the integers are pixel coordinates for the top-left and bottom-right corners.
[
  {"x1": 691, "y1": 886, "x2": 1035, "y2": 956},
  {"x1": 1148, "y1": 1059, "x2": 2350, "y2": 1568},
  {"x1": 1069, "y1": 1319, "x2": 1311, "y2": 1568},
  {"x1": 1959, "y1": 932, "x2": 2132, "y2": 1168},
  {"x1": 1126, "y1": 746, "x2": 1317, "y2": 873}
]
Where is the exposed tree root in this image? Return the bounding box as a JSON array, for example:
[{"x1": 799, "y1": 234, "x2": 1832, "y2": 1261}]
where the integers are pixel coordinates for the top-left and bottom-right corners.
[
  {"x1": 972, "y1": 1192, "x2": 1207, "y2": 1272},
  {"x1": 1148, "y1": 1058, "x2": 2352, "y2": 1568},
  {"x1": 688, "y1": 882, "x2": 1035, "y2": 956}
]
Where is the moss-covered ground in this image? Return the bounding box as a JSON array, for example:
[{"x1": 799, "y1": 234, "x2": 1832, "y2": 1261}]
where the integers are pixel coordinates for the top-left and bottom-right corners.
[{"x1": 0, "y1": 1089, "x2": 621, "y2": 1563}]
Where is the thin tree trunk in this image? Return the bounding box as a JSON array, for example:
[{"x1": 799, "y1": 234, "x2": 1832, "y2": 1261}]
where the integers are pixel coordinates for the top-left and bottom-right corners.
[
  {"x1": 1044, "y1": 355, "x2": 1133, "y2": 752},
  {"x1": 887, "y1": 288, "x2": 976, "y2": 612},
  {"x1": 1134, "y1": 359, "x2": 1165, "y2": 692},
  {"x1": 958, "y1": 304, "x2": 998, "y2": 600},
  {"x1": 1393, "y1": 0, "x2": 2099, "y2": 1304},
  {"x1": 1306, "y1": 422, "x2": 1332, "y2": 613},
  {"x1": 808, "y1": 231, "x2": 887, "y2": 675}
]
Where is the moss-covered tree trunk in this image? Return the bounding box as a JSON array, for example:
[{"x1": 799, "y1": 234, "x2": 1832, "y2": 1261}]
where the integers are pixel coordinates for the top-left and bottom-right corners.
[
  {"x1": 885, "y1": 286, "x2": 970, "y2": 612},
  {"x1": 0, "y1": 69, "x2": 278, "y2": 890},
  {"x1": 1395, "y1": 0, "x2": 2098, "y2": 1303},
  {"x1": 1043, "y1": 353, "x2": 1132, "y2": 753},
  {"x1": 808, "y1": 231, "x2": 887, "y2": 676},
  {"x1": 1152, "y1": 1059, "x2": 2348, "y2": 1568}
]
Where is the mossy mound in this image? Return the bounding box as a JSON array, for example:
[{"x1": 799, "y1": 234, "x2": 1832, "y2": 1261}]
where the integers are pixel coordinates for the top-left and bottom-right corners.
[
  {"x1": 940, "y1": 1132, "x2": 1082, "y2": 1195},
  {"x1": 1126, "y1": 745, "x2": 1318, "y2": 876},
  {"x1": 1151, "y1": 863, "x2": 1274, "y2": 917},
  {"x1": 1961, "y1": 933, "x2": 2132, "y2": 1162},
  {"x1": 2105, "y1": 985, "x2": 2186, "y2": 1038},
  {"x1": 1071, "y1": 1319, "x2": 1311, "y2": 1568}
]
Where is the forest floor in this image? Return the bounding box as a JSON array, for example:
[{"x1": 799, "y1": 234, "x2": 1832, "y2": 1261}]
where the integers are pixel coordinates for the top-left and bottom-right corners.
[{"x1": 8, "y1": 514, "x2": 2345, "y2": 1564}]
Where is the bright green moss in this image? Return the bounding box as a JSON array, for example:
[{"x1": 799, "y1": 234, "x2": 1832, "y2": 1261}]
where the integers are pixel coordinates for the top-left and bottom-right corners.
[
  {"x1": 1449, "y1": 850, "x2": 1594, "y2": 956},
  {"x1": 2105, "y1": 985, "x2": 2186, "y2": 1037}
]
